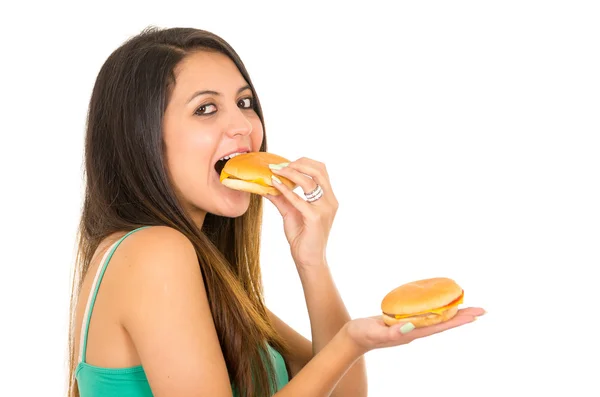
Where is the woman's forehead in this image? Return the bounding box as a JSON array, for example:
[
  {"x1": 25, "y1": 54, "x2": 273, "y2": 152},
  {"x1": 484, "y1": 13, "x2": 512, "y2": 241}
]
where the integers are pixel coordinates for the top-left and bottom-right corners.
[{"x1": 172, "y1": 51, "x2": 247, "y2": 96}]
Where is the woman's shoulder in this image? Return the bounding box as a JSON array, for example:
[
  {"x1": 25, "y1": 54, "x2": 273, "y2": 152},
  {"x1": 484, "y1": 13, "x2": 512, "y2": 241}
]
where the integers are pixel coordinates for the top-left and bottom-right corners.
[
  {"x1": 117, "y1": 226, "x2": 196, "y2": 263},
  {"x1": 122, "y1": 225, "x2": 194, "y2": 250},
  {"x1": 109, "y1": 226, "x2": 202, "y2": 299}
]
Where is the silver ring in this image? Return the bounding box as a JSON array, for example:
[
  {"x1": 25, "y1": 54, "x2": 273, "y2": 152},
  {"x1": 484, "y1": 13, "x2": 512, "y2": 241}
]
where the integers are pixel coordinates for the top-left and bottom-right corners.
[{"x1": 305, "y1": 184, "x2": 323, "y2": 203}]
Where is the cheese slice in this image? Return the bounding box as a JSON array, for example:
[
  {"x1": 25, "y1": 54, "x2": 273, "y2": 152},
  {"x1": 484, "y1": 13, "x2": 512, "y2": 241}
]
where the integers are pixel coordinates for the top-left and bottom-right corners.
[
  {"x1": 393, "y1": 291, "x2": 464, "y2": 319},
  {"x1": 220, "y1": 171, "x2": 231, "y2": 182},
  {"x1": 220, "y1": 172, "x2": 271, "y2": 187}
]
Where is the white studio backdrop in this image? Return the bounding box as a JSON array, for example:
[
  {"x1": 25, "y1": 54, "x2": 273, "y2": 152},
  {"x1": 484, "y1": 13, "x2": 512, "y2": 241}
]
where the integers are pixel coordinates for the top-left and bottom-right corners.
[{"x1": 1, "y1": 1, "x2": 598, "y2": 395}]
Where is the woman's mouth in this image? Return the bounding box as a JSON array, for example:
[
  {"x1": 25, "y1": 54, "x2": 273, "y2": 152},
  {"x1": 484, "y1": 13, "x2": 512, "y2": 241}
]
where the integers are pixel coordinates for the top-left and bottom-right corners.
[{"x1": 214, "y1": 151, "x2": 249, "y2": 175}]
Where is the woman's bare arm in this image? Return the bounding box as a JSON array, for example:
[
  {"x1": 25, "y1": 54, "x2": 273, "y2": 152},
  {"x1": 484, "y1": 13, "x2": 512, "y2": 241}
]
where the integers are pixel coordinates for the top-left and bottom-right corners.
[
  {"x1": 116, "y1": 226, "x2": 367, "y2": 397},
  {"x1": 118, "y1": 226, "x2": 234, "y2": 396}
]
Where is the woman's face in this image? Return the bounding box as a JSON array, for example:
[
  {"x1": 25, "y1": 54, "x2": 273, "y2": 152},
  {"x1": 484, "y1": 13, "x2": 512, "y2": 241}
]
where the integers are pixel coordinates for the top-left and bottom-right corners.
[{"x1": 163, "y1": 50, "x2": 264, "y2": 224}]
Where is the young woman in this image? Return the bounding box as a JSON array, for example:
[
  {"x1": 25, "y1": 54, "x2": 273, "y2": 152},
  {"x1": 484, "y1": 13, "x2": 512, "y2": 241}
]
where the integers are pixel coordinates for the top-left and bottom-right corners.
[{"x1": 66, "y1": 26, "x2": 484, "y2": 397}]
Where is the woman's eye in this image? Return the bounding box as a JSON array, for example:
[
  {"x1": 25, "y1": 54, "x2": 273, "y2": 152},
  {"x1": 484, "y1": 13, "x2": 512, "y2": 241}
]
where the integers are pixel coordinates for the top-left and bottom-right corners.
[
  {"x1": 238, "y1": 98, "x2": 253, "y2": 109},
  {"x1": 195, "y1": 104, "x2": 217, "y2": 116}
]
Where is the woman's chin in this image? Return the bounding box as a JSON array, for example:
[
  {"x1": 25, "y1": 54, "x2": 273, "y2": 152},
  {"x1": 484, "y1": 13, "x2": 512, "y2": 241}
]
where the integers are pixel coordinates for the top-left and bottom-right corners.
[{"x1": 214, "y1": 195, "x2": 252, "y2": 218}]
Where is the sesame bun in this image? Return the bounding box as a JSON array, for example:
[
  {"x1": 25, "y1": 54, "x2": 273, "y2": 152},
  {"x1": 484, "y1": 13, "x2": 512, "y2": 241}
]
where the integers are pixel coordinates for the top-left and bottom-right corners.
[
  {"x1": 220, "y1": 152, "x2": 296, "y2": 195},
  {"x1": 381, "y1": 277, "x2": 464, "y2": 328}
]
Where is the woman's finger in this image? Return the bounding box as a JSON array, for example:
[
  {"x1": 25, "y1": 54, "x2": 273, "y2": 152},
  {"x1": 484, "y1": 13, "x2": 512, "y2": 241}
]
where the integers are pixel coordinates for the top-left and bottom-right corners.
[
  {"x1": 270, "y1": 174, "x2": 313, "y2": 215},
  {"x1": 390, "y1": 321, "x2": 419, "y2": 335},
  {"x1": 264, "y1": 192, "x2": 296, "y2": 219},
  {"x1": 374, "y1": 321, "x2": 420, "y2": 346},
  {"x1": 269, "y1": 164, "x2": 319, "y2": 198},
  {"x1": 408, "y1": 314, "x2": 478, "y2": 340},
  {"x1": 284, "y1": 157, "x2": 332, "y2": 192},
  {"x1": 456, "y1": 307, "x2": 486, "y2": 317}
]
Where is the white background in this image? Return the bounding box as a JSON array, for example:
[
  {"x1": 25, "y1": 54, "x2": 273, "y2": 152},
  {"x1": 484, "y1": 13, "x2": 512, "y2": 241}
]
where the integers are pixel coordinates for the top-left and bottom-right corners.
[{"x1": 1, "y1": 1, "x2": 599, "y2": 396}]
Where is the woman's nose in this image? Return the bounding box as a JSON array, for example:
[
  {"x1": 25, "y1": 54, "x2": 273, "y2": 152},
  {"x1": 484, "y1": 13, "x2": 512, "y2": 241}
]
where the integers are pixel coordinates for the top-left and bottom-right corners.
[{"x1": 224, "y1": 108, "x2": 252, "y2": 138}]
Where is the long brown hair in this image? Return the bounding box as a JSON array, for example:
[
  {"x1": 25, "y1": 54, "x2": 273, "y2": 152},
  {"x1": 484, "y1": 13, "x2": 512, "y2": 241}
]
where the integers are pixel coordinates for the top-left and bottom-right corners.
[{"x1": 66, "y1": 26, "x2": 288, "y2": 397}]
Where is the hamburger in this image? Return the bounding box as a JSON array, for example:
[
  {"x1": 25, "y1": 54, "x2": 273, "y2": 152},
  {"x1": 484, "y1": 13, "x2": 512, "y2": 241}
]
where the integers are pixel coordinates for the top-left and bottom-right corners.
[
  {"x1": 381, "y1": 277, "x2": 464, "y2": 328},
  {"x1": 219, "y1": 152, "x2": 296, "y2": 195}
]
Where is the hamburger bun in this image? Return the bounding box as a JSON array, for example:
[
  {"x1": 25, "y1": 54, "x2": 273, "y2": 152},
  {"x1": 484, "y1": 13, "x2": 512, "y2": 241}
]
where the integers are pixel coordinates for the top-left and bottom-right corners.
[
  {"x1": 381, "y1": 277, "x2": 464, "y2": 328},
  {"x1": 220, "y1": 152, "x2": 296, "y2": 195}
]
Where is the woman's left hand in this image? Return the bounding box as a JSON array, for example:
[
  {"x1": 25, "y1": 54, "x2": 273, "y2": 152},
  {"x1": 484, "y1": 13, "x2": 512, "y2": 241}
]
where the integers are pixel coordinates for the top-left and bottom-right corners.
[{"x1": 264, "y1": 157, "x2": 338, "y2": 269}]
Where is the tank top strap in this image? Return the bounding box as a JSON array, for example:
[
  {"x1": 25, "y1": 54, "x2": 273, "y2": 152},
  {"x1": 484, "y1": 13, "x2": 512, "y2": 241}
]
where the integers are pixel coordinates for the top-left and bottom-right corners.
[{"x1": 78, "y1": 226, "x2": 150, "y2": 363}]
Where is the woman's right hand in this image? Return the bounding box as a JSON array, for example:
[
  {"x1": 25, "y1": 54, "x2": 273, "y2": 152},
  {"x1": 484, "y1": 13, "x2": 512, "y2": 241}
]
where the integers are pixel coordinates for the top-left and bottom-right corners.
[{"x1": 344, "y1": 307, "x2": 485, "y2": 353}]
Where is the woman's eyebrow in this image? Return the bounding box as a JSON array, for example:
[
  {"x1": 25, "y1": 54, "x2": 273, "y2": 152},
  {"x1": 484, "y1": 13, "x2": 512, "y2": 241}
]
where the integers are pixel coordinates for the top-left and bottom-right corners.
[{"x1": 187, "y1": 85, "x2": 252, "y2": 104}]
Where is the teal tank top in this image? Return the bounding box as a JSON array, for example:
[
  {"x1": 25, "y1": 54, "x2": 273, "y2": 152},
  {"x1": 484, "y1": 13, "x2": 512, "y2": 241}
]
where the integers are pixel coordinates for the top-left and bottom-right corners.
[{"x1": 75, "y1": 227, "x2": 289, "y2": 396}]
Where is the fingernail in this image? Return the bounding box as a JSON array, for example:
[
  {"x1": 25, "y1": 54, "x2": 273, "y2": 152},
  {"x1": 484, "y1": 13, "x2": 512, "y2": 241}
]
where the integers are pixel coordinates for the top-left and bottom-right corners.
[
  {"x1": 269, "y1": 162, "x2": 289, "y2": 170},
  {"x1": 399, "y1": 323, "x2": 415, "y2": 334},
  {"x1": 271, "y1": 175, "x2": 282, "y2": 184}
]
